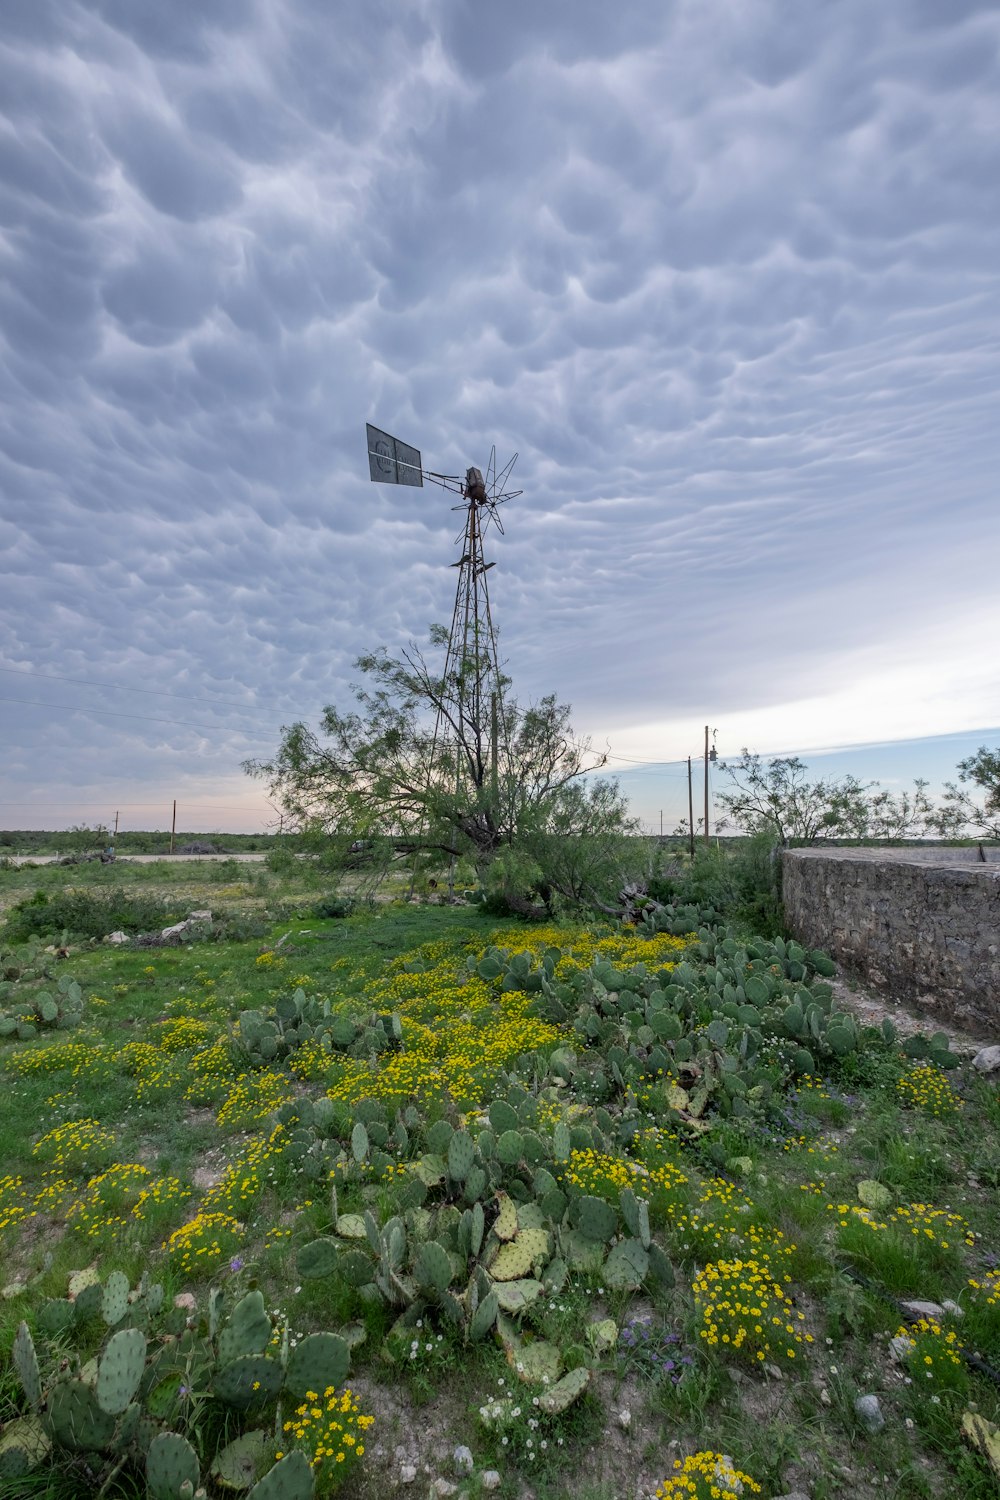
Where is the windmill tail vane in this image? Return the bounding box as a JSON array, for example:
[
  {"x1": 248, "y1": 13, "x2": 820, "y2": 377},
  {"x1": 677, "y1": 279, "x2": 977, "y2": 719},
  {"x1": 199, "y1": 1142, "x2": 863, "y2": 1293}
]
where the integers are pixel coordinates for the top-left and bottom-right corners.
[{"x1": 366, "y1": 423, "x2": 520, "y2": 528}]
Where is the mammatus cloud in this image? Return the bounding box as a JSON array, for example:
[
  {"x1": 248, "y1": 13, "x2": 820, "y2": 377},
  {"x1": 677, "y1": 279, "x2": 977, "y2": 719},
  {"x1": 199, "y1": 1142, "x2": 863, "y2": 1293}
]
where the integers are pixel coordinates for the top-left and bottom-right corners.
[{"x1": 1, "y1": 0, "x2": 999, "y2": 830}]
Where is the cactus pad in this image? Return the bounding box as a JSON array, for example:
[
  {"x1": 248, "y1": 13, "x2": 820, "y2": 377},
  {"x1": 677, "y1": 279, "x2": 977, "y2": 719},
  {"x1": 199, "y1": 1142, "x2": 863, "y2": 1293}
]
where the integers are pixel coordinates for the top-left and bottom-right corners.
[
  {"x1": 490, "y1": 1239, "x2": 535, "y2": 1281},
  {"x1": 469, "y1": 1289, "x2": 499, "y2": 1340},
  {"x1": 95, "y1": 1327, "x2": 146, "y2": 1415},
  {"x1": 447, "y1": 1130, "x2": 475, "y2": 1182},
  {"x1": 334, "y1": 1213, "x2": 367, "y2": 1240},
  {"x1": 489, "y1": 1099, "x2": 519, "y2": 1134},
  {"x1": 101, "y1": 1269, "x2": 130, "y2": 1327},
  {"x1": 210, "y1": 1428, "x2": 270, "y2": 1490},
  {"x1": 496, "y1": 1129, "x2": 524, "y2": 1165},
  {"x1": 246, "y1": 1449, "x2": 316, "y2": 1499},
  {"x1": 146, "y1": 1432, "x2": 200, "y2": 1500},
  {"x1": 560, "y1": 1230, "x2": 605, "y2": 1273},
  {"x1": 493, "y1": 1279, "x2": 544, "y2": 1314},
  {"x1": 296, "y1": 1237, "x2": 339, "y2": 1280},
  {"x1": 350, "y1": 1122, "x2": 369, "y2": 1162},
  {"x1": 219, "y1": 1290, "x2": 272, "y2": 1363},
  {"x1": 493, "y1": 1193, "x2": 518, "y2": 1241},
  {"x1": 509, "y1": 1339, "x2": 562, "y2": 1385},
  {"x1": 414, "y1": 1240, "x2": 452, "y2": 1293},
  {"x1": 285, "y1": 1333, "x2": 350, "y2": 1400},
  {"x1": 214, "y1": 1355, "x2": 284, "y2": 1409},
  {"x1": 575, "y1": 1195, "x2": 617, "y2": 1242},
  {"x1": 47, "y1": 1379, "x2": 116, "y2": 1451},
  {"x1": 603, "y1": 1238, "x2": 649, "y2": 1290},
  {"x1": 538, "y1": 1366, "x2": 590, "y2": 1414},
  {"x1": 0, "y1": 1415, "x2": 50, "y2": 1479},
  {"x1": 13, "y1": 1323, "x2": 40, "y2": 1407}
]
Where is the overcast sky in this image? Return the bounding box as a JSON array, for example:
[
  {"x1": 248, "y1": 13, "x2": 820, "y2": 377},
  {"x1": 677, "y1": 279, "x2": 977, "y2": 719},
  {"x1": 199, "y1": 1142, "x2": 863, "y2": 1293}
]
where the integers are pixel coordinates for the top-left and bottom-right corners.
[{"x1": 2, "y1": 0, "x2": 999, "y2": 834}]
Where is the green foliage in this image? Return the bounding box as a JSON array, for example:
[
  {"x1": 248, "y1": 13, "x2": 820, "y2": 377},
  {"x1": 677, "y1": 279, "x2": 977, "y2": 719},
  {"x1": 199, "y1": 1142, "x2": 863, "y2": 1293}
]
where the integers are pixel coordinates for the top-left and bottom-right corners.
[
  {"x1": 2, "y1": 1274, "x2": 346, "y2": 1494},
  {"x1": 3, "y1": 887, "x2": 186, "y2": 943},
  {"x1": 244, "y1": 624, "x2": 641, "y2": 913}
]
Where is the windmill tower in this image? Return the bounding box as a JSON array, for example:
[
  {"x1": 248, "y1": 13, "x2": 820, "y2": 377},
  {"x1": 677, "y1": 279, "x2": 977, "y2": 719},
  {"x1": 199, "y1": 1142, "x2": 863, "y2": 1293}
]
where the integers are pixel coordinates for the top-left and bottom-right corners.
[{"x1": 366, "y1": 425, "x2": 521, "y2": 889}]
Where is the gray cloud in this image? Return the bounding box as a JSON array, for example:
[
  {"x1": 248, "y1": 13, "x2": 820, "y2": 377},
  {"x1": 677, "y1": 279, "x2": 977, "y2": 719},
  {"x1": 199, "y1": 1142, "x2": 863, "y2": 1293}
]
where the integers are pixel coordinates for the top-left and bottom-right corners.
[{"x1": 1, "y1": 0, "x2": 999, "y2": 829}]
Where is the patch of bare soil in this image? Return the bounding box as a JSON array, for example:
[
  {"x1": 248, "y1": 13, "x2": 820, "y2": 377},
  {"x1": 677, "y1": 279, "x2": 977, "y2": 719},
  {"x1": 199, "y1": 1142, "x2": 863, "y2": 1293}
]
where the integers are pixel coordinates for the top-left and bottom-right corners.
[{"x1": 830, "y1": 976, "x2": 994, "y2": 1053}]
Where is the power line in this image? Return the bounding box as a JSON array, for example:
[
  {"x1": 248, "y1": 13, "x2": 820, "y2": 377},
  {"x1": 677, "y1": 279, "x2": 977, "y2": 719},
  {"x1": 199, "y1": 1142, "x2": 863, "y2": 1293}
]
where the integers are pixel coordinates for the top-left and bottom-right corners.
[{"x1": 0, "y1": 801, "x2": 269, "y2": 811}]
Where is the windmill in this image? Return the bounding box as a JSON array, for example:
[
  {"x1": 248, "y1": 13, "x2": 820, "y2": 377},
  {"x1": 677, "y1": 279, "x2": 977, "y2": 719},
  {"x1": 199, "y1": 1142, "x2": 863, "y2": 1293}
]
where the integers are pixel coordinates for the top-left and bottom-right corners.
[{"x1": 366, "y1": 423, "x2": 521, "y2": 893}]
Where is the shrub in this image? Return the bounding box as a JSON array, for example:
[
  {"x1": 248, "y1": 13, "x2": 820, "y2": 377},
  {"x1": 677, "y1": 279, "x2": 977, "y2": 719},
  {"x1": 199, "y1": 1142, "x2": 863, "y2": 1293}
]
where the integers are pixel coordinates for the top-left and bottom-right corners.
[{"x1": 4, "y1": 887, "x2": 183, "y2": 942}]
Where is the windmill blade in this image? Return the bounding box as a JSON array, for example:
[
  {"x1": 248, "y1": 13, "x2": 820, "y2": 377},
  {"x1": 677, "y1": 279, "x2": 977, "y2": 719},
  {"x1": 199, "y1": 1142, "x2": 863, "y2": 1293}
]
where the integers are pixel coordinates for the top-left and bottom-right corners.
[{"x1": 492, "y1": 450, "x2": 518, "y2": 498}]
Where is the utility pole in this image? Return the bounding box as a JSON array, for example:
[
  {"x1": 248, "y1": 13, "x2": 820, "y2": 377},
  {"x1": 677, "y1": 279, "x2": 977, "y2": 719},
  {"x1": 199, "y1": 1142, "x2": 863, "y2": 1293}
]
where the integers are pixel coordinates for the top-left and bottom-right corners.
[
  {"x1": 703, "y1": 725, "x2": 710, "y2": 848},
  {"x1": 170, "y1": 799, "x2": 176, "y2": 855},
  {"x1": 687, "y1": 757, "x2": 695, "y2": 857},
  {"x1": 113, "y1": 810, "x2": 119, "y2": 837}
]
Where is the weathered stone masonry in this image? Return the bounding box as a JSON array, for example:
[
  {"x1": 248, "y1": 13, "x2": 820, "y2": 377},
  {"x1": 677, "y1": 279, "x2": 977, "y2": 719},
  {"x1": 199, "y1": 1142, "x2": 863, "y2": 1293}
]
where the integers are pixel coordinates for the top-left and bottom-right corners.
[{"x1": 782, "y1": 848, "x2": 1000, "y2": 1032}]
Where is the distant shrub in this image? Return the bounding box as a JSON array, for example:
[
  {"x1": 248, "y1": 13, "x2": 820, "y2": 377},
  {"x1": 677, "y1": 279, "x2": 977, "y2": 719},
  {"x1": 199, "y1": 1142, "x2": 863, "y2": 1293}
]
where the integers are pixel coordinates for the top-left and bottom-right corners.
[
  {"x1": 312, "y1": 896, "x2": 355, "y2": 919},
  {"x1": 3, "y1": 887, "x2": 183, "y2": 942}
]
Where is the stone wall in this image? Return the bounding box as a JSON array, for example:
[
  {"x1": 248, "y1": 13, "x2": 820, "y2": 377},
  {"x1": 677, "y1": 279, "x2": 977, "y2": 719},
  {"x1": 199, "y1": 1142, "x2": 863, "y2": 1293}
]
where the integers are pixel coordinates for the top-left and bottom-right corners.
[{"x1": 781, "y1": 848, "x2": 1000, "y2": 1032}]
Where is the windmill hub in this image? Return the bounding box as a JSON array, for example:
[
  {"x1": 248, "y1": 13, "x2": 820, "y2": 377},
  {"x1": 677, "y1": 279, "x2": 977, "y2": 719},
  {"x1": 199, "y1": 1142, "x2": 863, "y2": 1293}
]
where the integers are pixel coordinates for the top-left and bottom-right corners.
[{"x1": 464, "y1": 467, "x2": 487, "y2": 502}]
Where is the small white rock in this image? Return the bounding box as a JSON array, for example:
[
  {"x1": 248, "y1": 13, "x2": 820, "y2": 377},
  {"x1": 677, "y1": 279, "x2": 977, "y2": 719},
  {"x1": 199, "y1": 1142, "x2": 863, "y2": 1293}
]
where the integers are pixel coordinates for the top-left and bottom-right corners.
[
  {"x1": 452, "y1": 1447, "x2": 473, "y2": 1474},
  {"x1": 819, "y1": 1388, "x2": 832, "y2": 1406},
  {"x1": 971, "y1": 1045, "x2": 1000, "y2": 1074},
  {"x1": 889, "y1": 1334, "x2": 915, "y2": 1362},
  {"x1": 431, "y1": 1481, "x2": 458, "y2": 1498},
  {"x1": 855, "y1": 1394, "x2": 884, "y2": 1432},
  {"x1": 399, "y1": 1464, "x2": 417, "y2": 1485},
  {"x1": 900, "y1": 1299, "x2": 945, "y2": 1320},
  {"x1": 941, "y1": 1299, "x2": 964, "y2": 1318},
  {"x1": 481, "y1": 1474, "x2": 501, "y2": 1493},
  {"x1": 173, "y1": 1293, "x2": 196, "y2": 1311},
  {"x1": 617, "y1": 1407, "x2": 632, "y2": 1429}
]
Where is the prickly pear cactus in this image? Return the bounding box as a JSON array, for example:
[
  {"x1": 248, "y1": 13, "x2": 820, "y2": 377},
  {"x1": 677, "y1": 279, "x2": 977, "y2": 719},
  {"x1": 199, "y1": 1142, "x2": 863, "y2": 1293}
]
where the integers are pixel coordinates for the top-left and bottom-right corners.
[
  {"x1": 146, "y1": 1431, "x2": 200, "y2": 1500},
  {"x1": 575, "y1": 1195, "x2": 617, "y2": 1243},
  {"x1": 13, "y1": 1323, "x2": 41, "y2": 1408},
  {"x1": 247, "y1": 1449, "x2": 316, "y2": 1499},
  {"x1": 0, "y1": 1415, "x2": 50, "y2": 1480},
  {"x1": 414, "y1": 1241, "x2": 452, "y2": 1293},
  {"x1": 100, "y1": 1269, "x2": 130, "y2": 1327},
  {"x1": 539, "y1": 1365, "x2": 590, "y2": 1414},
  {"x1": 218, "y1": 1290, "x2": 272, "y2": 1363},
  {"x1": 285, "y1": 1333, "x2": 350, "y2": 1400},
  {"x1": 95, "y1": 1327, "x2": 147, "y2": 1414}
]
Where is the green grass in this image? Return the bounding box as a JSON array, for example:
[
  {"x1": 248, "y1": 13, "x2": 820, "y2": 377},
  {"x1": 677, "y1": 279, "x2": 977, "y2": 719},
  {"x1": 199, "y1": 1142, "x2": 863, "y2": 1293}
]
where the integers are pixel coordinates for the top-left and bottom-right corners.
[{"x1": 0, "y1": 867, "x2": 998, "y2": 1499}]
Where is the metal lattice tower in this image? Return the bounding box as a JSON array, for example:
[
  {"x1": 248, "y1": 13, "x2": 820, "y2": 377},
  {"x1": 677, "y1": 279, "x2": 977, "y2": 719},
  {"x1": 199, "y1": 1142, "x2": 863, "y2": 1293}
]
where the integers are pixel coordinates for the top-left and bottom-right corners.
[{"x1": 366, "y1": 427, "x2": 520, "y2": 886}]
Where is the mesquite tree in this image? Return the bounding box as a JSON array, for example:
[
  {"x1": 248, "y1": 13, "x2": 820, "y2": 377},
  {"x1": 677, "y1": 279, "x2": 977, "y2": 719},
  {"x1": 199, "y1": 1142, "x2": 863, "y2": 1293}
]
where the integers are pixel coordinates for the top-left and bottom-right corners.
[{"x1": 244, "y1": 627, "x2": 639, "y2": 913}]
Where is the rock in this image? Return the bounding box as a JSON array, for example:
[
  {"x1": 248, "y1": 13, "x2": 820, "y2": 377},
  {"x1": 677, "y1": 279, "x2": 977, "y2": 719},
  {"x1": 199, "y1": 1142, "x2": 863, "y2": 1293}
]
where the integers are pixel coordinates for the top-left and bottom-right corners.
[
  {"x1": 819, "y1": 1388, "x2": 831, "y2": 1406},
  {"x1": 106, "y1": 931, "x2": 129, "y2": 945},
  {"x1": 188, "y1": 910, "x2": 212, "y2": 922},
  {"x1": 900, "y1": 1300, "x2": 945, "y2": 1320},
  {"x1": 481, "y1": 1474, "x2": 501, "y2": 1493},
  {"x1": 617, "y1": 1407, "x2": 632, "y2": 1429},
  {"x1": 774, "y1": 1492, "x2": 811, "y2": 1500},
  {"x1": 452, "y1": 1447, "x2": 473, "y2": 1474},
  {"x1": 399, "y1": 1466, "x2": 417, "y2": 1485},
  {"x1": 715, "y1": 1457, "x2": 743, "y2": 1494},
  {"x1": 889, "y1": 1334, "x2": 915, "y2": 1362},
  {"x1": 173, "y1": 1293, "x2": 196, "y2": 1311},
  {"x1": 972, "y1": 1045, "x2": 1000, "y2": 1074},
  {"x1": 763, "y1": 1362, "x2": 784, "y2": 1380},
  {"x1": 161, "y1": 922, "x2": 191, "y2": 939},
  {"x1": 431, "y1": 1482, "x2": 458, "y2": 1498},
  {"x1": 942, "y1": 1299, "x2": 964, "y2": 1318},
  {"x1": 855, "y1": 1394, "x2": 885, "y2": 1432}
]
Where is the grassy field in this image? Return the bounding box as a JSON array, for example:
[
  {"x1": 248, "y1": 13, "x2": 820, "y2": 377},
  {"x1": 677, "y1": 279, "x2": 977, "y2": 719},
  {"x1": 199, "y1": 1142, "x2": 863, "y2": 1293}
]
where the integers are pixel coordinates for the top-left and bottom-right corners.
[{"x1": 0, "y1": 859, "x2": 998, "y2": 1499}]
